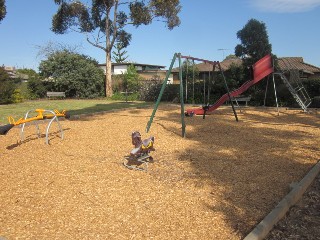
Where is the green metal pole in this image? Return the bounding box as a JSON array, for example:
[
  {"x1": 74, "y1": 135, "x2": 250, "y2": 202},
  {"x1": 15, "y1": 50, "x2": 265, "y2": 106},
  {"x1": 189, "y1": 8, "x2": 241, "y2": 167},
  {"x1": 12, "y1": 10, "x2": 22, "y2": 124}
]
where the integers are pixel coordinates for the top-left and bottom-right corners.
[
  {"x1": 145, "y1": 53, "x2": 177, "y2": 133},
  {"x1": 178, "y1": 53, "x2": 186, "y2": 137}
]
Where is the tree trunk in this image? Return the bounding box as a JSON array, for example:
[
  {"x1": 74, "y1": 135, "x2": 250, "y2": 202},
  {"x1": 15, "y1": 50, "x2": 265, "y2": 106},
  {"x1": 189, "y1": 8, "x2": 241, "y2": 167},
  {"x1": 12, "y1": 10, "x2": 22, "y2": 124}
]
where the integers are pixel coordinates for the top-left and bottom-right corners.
[{"x1": 105, "y1": 50, "x2": 113, "y2": 97}]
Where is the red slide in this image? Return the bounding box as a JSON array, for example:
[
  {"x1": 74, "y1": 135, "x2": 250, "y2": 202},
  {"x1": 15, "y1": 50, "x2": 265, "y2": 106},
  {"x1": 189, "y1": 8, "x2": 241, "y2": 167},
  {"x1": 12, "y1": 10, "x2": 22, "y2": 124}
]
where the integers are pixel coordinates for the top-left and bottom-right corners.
[{"x1": 185, "y1": 54, "x2": 274, "y2": 116}]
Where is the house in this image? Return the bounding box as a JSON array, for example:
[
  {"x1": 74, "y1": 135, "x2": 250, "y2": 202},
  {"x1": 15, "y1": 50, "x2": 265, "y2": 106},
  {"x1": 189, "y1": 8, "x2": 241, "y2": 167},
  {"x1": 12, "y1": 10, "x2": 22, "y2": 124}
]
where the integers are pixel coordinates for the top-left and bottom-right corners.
[
  {"x1": 98, "y1": 62, "x2": 172, "y2": 83},
  {"x1": 277, "y1": 57, "x2": 320, "y2": 80},
  {"x1": 171, "y1": 57, "x2": 242, "y2": 84},
  {"x1": 2, "y1": 65, "x2": 29, "y2": 82},
  {"x1": 171, "y1": 56, "x2": 320, "y2": 84}
]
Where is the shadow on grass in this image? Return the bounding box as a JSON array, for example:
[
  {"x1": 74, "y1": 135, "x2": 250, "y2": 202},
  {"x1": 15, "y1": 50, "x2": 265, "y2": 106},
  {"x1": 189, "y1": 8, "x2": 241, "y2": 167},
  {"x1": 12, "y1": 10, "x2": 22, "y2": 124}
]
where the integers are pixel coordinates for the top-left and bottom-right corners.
[{"x1": 67, "y1": 102, "x2": 152, "y2": 120}]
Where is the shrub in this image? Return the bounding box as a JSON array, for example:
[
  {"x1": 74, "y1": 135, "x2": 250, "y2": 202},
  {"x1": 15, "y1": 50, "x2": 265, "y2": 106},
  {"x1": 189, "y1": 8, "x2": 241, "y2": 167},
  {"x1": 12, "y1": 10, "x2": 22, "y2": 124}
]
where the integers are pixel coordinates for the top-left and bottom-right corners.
[
  {"x1": 27, "y1": 77, "x2": 47, "y2": 99},
  {"x1": 139, "y1": 81, "x2": 180, "y2": 102},
  {"x1": 0, "y1": 67, "x2": 15, "y2": 104},
  {"x1": 111, "y1": 91, "x2": 139, "y2": 101},
  {"x1": 311, "y1": 96, "x2": 320, "y2": 108},
  {"x1": 39, "y1": 50, "x2": 105, "y2": 98},
  {"x1": 11, "y1": 89, "x2": 23, "y2": 103}
]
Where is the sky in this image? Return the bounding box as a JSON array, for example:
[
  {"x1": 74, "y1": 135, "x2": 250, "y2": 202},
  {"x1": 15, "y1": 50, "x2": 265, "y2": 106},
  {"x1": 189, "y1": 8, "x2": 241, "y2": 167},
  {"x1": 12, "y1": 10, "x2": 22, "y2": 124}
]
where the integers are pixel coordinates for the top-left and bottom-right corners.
[{"x1": 0, "y1": 0, "x2": 320, "y2": 71}]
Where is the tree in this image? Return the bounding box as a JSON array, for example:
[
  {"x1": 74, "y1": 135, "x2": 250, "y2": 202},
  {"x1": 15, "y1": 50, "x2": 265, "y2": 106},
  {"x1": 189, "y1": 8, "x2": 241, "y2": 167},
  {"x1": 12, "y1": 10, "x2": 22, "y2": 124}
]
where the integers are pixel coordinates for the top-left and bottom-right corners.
[
  {"x1": 36, "y1": 41, "x2": 83, "y2": 59},
  {"x1": 123, "y1": 64, "x2": 141, "y2": 92},
  {"x1": 235, "y1": 19, "x2": 273, "y2": 105},
  {"x1": 18, "y1": 69, "x2": 46, "y2": 99},
  {"x1": 0, "y1": 67, "x2": 15, "y2": 104},
  {"x1": 39, "y1": 50, "x2": 105, "y2": 98},
  {"x1": 235, "y1": 19, "x2": 272, "y2": 68},
  {"x1": 225, "y1": 54, "x2": 237, "y2": 60},
  {"x1": 182, "y1": 59, "x2": 199, "y2": 81},
  {"x1": 0, "y1": 0, "x2": 6, "y2": 23},
  {"x1": 112, "y1": 42, "x2": 129, "y2": 63},
  {"x1": 51, "y1": 0, "x2": 181, "y2": 97}
]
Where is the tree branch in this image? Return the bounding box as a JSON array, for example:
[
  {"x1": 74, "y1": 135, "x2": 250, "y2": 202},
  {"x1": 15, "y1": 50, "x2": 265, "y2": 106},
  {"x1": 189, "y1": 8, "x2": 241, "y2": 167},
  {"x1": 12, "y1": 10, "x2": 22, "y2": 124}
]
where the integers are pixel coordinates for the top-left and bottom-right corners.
[{"x1": 86, "y1": 33, "x2": 106, "y2": 52}]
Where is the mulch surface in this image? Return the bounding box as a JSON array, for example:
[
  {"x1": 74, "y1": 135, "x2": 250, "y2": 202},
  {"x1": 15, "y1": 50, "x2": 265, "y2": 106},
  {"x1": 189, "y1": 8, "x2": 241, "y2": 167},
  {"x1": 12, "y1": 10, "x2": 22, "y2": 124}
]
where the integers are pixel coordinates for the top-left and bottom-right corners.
[{"x1": 0, "y1": 105, "x2": 319, "y2": 239}]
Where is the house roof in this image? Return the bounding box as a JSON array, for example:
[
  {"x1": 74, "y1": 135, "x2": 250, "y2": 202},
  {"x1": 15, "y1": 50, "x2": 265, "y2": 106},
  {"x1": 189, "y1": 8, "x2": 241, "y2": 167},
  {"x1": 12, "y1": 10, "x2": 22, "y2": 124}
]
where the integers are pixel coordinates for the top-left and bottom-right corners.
[
  {"x1": 277, "y1": 57, "x2": 320, "y2": 74},
  {"x1": 98, "y1": 62, "x2": 165, "y2": 69},
  {"x1": 172, "y1": 57, "x2": 242, "y2": 72},
  {"x1": 171, "y1": 56, "x2": 320, "y2": 75},
  {"x1": 218, "y1": 57, "x2": 242, "y2": 71}
]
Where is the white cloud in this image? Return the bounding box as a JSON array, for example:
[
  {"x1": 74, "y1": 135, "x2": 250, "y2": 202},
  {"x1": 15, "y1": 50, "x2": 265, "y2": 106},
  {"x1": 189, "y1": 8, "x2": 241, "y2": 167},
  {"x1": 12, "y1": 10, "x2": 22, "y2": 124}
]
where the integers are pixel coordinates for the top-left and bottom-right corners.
[{"x1": 250, "y1": 0, "x2": 320, "y2": 13}]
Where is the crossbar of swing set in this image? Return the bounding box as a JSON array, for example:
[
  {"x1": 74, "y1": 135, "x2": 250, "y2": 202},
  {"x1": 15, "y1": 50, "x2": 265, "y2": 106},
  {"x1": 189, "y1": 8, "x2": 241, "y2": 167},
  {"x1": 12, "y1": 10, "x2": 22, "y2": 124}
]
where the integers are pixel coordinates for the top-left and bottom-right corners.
[{"x1": 180, "y1": 55, "x2": 220, "y2": 66}]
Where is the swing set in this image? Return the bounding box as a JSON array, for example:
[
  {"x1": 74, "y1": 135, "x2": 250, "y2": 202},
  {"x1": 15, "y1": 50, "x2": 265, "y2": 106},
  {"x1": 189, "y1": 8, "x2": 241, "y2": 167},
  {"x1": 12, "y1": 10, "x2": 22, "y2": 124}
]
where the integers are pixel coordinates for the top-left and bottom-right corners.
[
  {"x1": 145, "y1": 53, "x2": 310, "y2": 137},
  {"x1": 145, "y1": 53, "x2": 239, "y2": 137}
]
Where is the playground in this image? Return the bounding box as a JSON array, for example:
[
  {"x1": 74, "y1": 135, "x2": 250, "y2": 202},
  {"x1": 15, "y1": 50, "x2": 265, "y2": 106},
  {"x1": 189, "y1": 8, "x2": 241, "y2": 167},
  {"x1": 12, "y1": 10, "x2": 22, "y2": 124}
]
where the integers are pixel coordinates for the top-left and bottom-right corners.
[{"x1": 0, "y1": 104, "x2": 319, "y2": 239}]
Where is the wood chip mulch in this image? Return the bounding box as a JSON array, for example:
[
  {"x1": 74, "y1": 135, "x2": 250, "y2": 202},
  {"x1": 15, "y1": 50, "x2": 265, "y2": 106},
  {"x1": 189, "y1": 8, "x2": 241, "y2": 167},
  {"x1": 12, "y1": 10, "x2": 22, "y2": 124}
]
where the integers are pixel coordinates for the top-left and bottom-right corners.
[{"x1": 0, "y1": 105, "x2": 319, "y2": 239}]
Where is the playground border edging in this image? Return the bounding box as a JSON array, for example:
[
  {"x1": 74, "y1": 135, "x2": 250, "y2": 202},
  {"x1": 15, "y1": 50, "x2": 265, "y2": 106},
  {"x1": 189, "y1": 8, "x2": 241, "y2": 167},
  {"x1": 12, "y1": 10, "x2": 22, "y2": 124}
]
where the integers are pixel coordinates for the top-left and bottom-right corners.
[{"x1": 243, "y1": 160, "x2": 320, "y2": 240}]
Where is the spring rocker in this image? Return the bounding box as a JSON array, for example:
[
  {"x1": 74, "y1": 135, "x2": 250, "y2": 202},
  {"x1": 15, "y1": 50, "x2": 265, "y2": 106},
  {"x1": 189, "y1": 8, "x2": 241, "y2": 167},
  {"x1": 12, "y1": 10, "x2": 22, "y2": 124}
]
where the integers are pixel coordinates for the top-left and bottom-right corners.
[
  {"x1": 123, "y1": 131, "x2": 155, "y2": 171},
  {"x1": 0, "y1": 109, "x2": 70, "y2": 144}
]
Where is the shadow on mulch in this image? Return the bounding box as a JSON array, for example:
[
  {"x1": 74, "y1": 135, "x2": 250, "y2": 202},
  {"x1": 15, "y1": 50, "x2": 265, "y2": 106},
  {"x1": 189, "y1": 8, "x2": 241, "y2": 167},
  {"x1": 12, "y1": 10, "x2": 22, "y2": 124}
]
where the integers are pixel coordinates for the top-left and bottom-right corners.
[{"x1": 152, "y1": 106, "x2": 319, "y2": 238}]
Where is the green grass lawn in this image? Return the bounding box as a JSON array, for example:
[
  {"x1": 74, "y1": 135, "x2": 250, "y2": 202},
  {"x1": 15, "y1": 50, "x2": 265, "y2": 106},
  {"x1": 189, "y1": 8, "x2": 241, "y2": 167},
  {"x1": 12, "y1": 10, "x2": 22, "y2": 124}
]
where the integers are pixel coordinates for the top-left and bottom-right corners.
[{"x1": 0, "y1": 99, "x2": 153, "y2": 124}]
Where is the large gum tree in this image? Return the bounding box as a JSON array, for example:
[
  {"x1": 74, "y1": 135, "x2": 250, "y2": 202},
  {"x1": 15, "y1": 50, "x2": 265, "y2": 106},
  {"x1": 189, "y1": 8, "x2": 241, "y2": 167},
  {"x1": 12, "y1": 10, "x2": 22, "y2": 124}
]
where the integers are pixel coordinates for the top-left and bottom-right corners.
[{"x1": 51, "y1": 0, "x2": 181, "y2": 97}]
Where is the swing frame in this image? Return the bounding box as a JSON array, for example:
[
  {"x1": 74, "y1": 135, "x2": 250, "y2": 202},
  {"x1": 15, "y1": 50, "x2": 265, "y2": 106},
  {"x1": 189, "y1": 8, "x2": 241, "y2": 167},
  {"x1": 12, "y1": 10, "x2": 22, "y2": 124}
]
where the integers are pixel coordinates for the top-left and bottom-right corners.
[{"x1": 145, "y1": 53, "x2": 238, "y2": 137}]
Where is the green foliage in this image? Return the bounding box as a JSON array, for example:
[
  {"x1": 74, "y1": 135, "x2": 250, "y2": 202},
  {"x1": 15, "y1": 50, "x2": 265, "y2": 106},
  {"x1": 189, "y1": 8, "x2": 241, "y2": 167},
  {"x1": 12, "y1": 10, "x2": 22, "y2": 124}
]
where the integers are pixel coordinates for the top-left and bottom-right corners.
[
  {"x1": 110, "y1": 64, "x2": 142, "y2": 93},
  {"x1": 139, "y1": 81, "x2": 179, "y2": 102},
  {"x1": 123, "y1": 64, "x2": 142, "y2": 92},
  {"x1": 224, "y1": 63, "x2": 246, "y2": 87},
  {"x1": 302, "y1": 78, "x2": 320, "y2": 98},
  {"x1": 234, "y1": 18, "x2": 272, "y2": 104},
  {"x1": 111, "y1": 75, "x2": 124, "y2": 93},
  {"x1": 311, "y1": 96, "x2": 320, "y2": 108},
  {"x1": 225, "y1": 54, "x2": 237, "y2": 60},
  {"x1": 52, "y1": 0, "x2": 181, "y2": 50},
  {"x1": 16, "y1": 68, "x2": 46, "y2": 99},
  {"x1": 39, "y1": 50, "x2": 105, "y2": 98},
  {"x1": 51, "y1": 0, "x2": 181, "y2": 96},
  {"x1": 182, "y1": 63, "x2": 246, "y2": 105},
  {"x1": 149, "y1": 0, "x2": 181, "y2": 29},
  {"x1": 16, "y1": 82, "x2": 29, "y2": 99},
  {"x1": 27, "y1": 77, "x2": 47, "y2": 99},
  {"x1": 301, "y1": 78, "x2": 320, "y2": 108},
  {"x1": 235, "y1": 19, "x2": 272, "y2": 68},
  {"x1": 130, "y1": 1, "x2": 152, "y2": 26},
  {"x1": 139, "y1": 81, "x2": 161, "y2": 101},
  {"x1": 11, "y1": 89, "x2": 23, "y2": 103},
  {"x1": 0, "y1": 0, "x2": 6, "y2": 22},
  {"x1": 0, "y1": 67, "x2": 15, "y2": 104},
  {"x1": 16, "y1": 68, "x2": 37, "y2": 77},
  {"x1": 182, "y1": 59, "x2": 199, "y2": 81},
  {"x1": 112, "y1": 42, "x2": 129, "y2": 63},
  {"x1": 256, "y1": 77, "x2": 316, "y2": 107}
]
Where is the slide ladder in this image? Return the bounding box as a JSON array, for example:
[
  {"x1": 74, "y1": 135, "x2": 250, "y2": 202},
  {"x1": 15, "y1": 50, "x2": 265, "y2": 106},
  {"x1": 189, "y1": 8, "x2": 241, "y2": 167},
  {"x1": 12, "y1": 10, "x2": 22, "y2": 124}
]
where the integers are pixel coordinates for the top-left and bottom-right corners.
[{"x1": 275, "y1": 58, "x2": 311, "y2": 112}]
